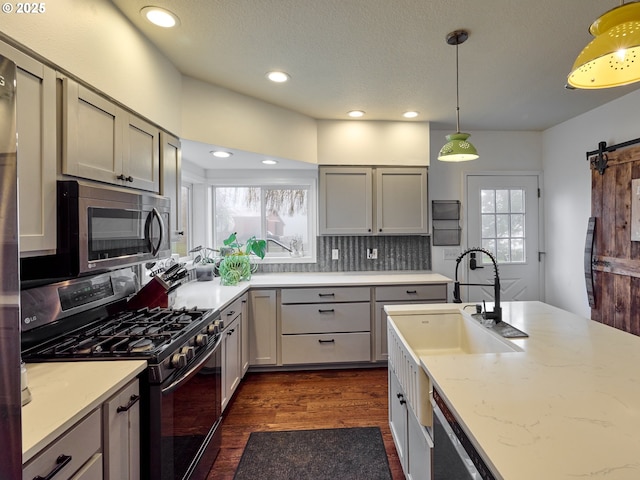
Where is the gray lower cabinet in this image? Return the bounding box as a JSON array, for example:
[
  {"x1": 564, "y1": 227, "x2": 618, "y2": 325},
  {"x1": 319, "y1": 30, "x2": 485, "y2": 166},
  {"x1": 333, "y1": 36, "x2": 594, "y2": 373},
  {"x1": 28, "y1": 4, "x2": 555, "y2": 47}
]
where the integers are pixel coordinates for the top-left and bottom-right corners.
[
  {"x1": 248, "y1": 290, "x2": 278, "y2": 366},
  {"x1": 280, "y1": 287, "x2": 371, "y2": 365},
  {"x1": 389, "y1": 368, "x2": 432, "y2": 480},
  {"x1": 222, "y1": 296, "x2": 243, "y2": 411},
  {"x1": 0, "y1": 41, "x2": 57, "y2": 255},
  {"x1": 23, "y1": 409, "x2": 103, "y2": 480},
  {"x1": 374, "y1": 284, "x2": 448, "y2": 361},
  {"x1": 102, "y1": 379, "x2": 140, "y2": 480}
]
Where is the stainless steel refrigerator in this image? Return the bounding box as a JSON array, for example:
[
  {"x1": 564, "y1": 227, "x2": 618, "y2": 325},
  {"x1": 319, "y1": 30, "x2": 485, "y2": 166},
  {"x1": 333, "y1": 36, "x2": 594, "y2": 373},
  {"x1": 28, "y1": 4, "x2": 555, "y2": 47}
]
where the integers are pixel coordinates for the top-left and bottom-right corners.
[{"x1": 0, "y1": 54, "x2": 22, "y2": 479}]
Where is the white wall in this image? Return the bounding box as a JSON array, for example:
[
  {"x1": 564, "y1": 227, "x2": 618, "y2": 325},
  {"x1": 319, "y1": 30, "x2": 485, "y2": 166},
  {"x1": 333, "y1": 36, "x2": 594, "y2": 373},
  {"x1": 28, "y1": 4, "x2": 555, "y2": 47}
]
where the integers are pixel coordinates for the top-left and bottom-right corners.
[
  {"x1": 429, "y1": 130, "x2": 543, "y2": 300},
  {"x1": 317, "y1": 120, "x2": 429, "y2": 165},
  {"x1": 1, "y1": 0, "x2": 182, "y2": 133},
  {"x1": 181, "y1": 76, "x2": 318, "y2": 165},
  {"x1": 542, "y1": 88, "x2": 640, "y2": 318}
]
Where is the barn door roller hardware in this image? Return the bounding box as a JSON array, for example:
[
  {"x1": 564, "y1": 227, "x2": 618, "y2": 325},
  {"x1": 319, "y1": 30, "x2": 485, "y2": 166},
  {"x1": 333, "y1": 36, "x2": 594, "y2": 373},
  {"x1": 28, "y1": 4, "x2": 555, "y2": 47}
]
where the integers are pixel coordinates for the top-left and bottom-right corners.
[{"x1": 586, "y1": 136, "x2": 640, "y2": 175}]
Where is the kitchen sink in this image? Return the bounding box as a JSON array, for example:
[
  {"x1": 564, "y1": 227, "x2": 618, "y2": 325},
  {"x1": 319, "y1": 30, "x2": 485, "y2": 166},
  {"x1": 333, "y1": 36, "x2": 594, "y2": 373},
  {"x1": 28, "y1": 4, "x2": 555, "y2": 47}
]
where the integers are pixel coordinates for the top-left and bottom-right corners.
[{"x1": 387, "y1": 309, "x2": 522, "y2": 426}]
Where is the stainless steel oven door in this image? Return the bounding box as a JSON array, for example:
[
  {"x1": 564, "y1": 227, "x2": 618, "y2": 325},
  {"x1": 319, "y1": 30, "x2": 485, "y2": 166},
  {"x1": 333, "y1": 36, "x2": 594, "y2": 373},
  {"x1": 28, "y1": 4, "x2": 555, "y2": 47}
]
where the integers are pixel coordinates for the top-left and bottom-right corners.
[{"x1": 148, "y1": 335, "x2": 223, "y2": 480}]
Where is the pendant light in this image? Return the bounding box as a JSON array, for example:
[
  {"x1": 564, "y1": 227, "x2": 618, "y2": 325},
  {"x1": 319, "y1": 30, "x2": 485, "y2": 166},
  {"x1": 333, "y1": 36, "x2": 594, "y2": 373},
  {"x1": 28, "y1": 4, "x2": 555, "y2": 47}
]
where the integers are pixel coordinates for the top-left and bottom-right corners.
[
  {"x1": 438, "y1": 30, "x2": 478, "y2": 162},
  {"x1": 568, "y1": 1, "x2": 640, "y2": 89}
]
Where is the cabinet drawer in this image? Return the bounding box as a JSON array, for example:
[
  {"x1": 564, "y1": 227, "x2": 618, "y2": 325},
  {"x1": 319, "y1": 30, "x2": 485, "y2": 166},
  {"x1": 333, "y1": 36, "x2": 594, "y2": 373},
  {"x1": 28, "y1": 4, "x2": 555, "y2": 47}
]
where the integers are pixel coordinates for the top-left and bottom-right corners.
[
  {"x1": 281, "y1": 303, "x2": 370, "y2": 334},
  {"x1": 221, "y1": 296, "x2": 243, "y2": 325},
  {"x1": 23, "y1": 409, "x2": 101, "y2": 480},
  {"x1": 281, "y1": 287, "x2": 370, "y2": 304},
  {"x1": 375, "y1": 284, "x2": 447, "y2": 302},
  {"x1": 281, "y1": 333, "x2": 370, "y2": 364}
]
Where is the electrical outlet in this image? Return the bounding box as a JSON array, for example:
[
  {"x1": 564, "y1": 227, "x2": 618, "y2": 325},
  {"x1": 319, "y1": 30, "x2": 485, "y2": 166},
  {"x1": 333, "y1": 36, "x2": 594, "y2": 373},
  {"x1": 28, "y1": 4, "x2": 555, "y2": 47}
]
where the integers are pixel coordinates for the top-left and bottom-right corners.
[
  {"x1": 443, "y1": 248, "x2": 460, "y2": 261},
  {"x1": 332, "y1": 249, "x2": 339, "y2": 260},
  {"x1": 367, "y1": 248, "x2": 378, "y2": 260}
]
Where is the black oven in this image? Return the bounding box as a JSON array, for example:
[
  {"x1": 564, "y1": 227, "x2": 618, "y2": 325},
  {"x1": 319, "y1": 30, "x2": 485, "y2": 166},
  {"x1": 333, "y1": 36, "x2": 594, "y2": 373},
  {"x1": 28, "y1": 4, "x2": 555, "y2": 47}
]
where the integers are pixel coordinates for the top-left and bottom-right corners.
[
  {"x1": 147, "y1": 331, "x2": 223, "y2": 480},
  {"x1": 22, "y1": 180, "x2": 171, "y2": 282},
  {"x1": 21, "y1": 269, "x2": 224, "y2": 480}
]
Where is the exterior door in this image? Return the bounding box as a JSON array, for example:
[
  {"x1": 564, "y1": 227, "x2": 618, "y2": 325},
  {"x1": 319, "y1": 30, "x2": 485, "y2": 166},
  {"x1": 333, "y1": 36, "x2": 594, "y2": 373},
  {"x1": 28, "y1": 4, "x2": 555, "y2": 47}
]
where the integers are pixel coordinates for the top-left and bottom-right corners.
[{"x1": 465, "y1": 174, "x2": 542, "y2": 303}]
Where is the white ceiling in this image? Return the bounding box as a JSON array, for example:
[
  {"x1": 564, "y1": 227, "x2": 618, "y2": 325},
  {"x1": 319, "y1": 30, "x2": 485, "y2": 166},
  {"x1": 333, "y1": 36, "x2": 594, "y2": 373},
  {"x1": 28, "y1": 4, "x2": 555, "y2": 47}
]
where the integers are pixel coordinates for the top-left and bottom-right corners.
[{"x1": 111, "y1": 0, "x2": 640, "y2": 168}]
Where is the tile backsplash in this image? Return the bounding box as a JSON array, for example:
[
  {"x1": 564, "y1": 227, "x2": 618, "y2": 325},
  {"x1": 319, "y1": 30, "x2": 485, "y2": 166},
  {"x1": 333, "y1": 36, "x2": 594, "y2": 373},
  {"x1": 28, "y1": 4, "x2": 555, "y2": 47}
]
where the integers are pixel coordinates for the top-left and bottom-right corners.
[{"x1": 257, "y1": 235, "x2": 431, "y2": 273}]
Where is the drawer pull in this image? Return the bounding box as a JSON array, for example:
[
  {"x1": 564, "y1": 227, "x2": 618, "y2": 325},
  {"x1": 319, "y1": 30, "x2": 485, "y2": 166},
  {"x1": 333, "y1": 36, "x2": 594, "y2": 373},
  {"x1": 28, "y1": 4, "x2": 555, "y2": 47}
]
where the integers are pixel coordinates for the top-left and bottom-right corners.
[
  {"x1": 318, "y1": 293, "x2": 335, "y2": 297},
  {"x1": 318, "y1": 339, "x2": 335, "y2": 344},
  {"x1": 318, "y1": 308, "x2": 335, "y2": 313},
  {"x1": 227, "y1": 328, "x2": 235, "y2": 335},
  {"x1": 406, "y1": 290, "x2": 418, "y2": 294},
  {"x1": 226, "y1": 310, "x2": 235, "y2": 316},
  {"x1": 33, "y1": 454, "x2": 72, "y2": 480},
  {"x1": 117, "y1": 394, "x2": 140, "y2": 413}
]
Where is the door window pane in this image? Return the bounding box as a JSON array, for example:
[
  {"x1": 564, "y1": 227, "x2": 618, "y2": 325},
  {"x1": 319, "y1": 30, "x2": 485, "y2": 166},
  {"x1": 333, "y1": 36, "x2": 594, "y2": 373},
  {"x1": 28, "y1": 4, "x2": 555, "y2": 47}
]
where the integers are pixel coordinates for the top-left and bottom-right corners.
[{"x1": 480, "y1": 188, "x2": 526, "y2": 264}]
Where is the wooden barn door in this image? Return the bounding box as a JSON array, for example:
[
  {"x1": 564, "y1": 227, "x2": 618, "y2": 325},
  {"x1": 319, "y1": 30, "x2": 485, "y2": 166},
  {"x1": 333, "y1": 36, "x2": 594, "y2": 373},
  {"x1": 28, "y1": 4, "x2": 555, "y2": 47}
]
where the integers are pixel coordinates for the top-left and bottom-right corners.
[{"x1": 590, "y1": 144, "x2": 640, "y2": 335}]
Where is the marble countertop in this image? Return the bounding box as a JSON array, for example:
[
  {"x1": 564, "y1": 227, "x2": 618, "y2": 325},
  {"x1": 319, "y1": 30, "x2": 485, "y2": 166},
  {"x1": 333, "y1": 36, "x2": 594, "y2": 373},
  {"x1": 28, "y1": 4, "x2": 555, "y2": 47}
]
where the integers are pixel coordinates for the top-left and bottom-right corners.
[
  {"x1": 174, "y1": 270, "x2": 451, "y2": 311},
  {"x1": 387, "y1": 301, "x2": 640, "y2": 480},
  {"x1": 22, "y1": 361, "x2": 147, "y2": 463}
]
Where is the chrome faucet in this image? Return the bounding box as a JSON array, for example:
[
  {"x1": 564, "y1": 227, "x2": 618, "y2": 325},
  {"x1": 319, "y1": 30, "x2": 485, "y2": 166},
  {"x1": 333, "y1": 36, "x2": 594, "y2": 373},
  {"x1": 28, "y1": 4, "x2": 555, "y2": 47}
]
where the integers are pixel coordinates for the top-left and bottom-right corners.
[
  {"x1": 266, "y1": 237, "x2": 293, "y2": 252},
  {"x1": 452, "y1": 247, "x2": 502, "y2": 323}
]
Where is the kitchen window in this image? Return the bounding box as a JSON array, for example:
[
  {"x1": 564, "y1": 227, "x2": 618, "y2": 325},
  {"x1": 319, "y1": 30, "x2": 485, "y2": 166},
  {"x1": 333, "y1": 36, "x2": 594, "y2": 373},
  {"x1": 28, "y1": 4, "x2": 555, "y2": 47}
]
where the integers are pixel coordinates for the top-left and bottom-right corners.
[{"x1": 210, "y1": 180, "x2": 316, "y2": 263}]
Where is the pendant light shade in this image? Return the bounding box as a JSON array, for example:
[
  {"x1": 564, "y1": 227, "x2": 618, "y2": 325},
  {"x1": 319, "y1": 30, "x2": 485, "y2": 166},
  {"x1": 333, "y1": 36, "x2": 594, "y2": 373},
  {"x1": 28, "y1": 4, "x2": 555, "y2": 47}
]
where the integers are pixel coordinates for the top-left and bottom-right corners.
[
  {"x1": 438, "y1": 30, "x2": 478, "y2": 162},
  {"x1": 568, "y1": 2, "x2": 640, "y2": 89}
]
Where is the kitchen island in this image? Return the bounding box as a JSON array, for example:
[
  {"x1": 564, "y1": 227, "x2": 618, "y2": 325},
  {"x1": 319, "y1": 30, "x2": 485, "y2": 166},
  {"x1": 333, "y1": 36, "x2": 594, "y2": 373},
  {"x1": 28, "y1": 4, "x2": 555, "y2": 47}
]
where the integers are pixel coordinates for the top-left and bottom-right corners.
[{"x1": 386, "y1": 301, "x2": 640, "y2": 480}]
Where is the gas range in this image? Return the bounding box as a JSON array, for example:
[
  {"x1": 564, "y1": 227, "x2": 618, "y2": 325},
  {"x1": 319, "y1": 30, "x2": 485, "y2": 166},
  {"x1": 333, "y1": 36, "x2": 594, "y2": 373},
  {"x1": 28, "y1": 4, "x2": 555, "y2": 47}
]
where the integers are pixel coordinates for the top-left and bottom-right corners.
[{"x1": 20, "y1": 268, "x2": 221, "y2": 384}]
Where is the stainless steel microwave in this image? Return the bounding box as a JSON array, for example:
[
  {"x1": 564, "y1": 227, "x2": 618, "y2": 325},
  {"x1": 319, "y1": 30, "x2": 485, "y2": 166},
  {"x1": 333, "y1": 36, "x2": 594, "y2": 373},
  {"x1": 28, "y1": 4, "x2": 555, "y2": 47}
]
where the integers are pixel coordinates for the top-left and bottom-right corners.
[{"x1": 22, "y1": 180, "x2": 171, "y2": 282}]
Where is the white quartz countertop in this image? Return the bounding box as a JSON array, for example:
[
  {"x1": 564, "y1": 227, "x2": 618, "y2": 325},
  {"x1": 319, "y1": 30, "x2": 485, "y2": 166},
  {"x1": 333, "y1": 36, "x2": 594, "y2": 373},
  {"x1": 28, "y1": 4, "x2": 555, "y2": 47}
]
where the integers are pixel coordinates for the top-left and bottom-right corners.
[
  {"x1": 174, "y1": 271, "x2": 451, "y2": 311},
  {"x1": 22, "y1": 360, "x2": 147, "y2": 463},
  {"x1": 387, "y1": 301, "x2": 640, "y2": 480}
]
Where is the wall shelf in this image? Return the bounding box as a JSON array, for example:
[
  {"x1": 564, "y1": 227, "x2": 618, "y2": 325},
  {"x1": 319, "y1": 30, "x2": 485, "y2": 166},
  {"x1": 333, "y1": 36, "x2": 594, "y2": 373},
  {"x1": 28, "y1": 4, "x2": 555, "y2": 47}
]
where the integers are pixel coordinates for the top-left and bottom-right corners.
[{"x1": 432, "y1": 200, "x2": 461, "y2": 246}]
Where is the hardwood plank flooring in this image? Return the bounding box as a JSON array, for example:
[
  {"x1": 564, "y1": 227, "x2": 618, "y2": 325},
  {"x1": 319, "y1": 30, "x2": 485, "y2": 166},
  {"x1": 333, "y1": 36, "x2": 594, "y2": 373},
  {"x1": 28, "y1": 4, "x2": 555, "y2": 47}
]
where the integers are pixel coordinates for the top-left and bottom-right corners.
[{"x1": 208, "y1": 367, "x2": 404, "y2": 479}]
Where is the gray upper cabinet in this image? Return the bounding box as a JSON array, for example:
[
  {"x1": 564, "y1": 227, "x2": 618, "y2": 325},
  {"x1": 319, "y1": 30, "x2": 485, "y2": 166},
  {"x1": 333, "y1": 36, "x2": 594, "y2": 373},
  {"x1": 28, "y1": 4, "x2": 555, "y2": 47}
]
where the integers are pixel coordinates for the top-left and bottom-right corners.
[
  {"x1": 63, "y1": 77, "x2": 160, "y2": 192},
  {"x1": 319, "y1": 167, "x2": 373, "y2": 234},
  {"x1": 160, "y1": 131, "x2": 182, "y2": 242},
  {"x1": 319, "y1": 166, "x2": 428, "y2": 235},
  {"x1": 375, "y1": 167, "x2": 428, "y2": 234},
  {"x1": 0, "y1": 42, "x2": 57, "y2": 254}
]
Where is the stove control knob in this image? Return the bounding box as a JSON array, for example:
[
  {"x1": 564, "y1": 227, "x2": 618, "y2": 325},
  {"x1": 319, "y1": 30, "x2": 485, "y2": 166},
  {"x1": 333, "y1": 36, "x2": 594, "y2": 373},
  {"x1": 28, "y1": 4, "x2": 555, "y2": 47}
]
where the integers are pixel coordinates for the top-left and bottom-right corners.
[
  {"x1": 206, "y1": 323, "x2": 219, "y2": 335},
  {"x1": 180, "y1": 346, "x2": 195, "y2": 360},
  {"x1": 170, "y1": 352, "x2": 188, "y2": 369},
  {"x1": 195, "y1": 334, "x2": 209, "y2": 347}
]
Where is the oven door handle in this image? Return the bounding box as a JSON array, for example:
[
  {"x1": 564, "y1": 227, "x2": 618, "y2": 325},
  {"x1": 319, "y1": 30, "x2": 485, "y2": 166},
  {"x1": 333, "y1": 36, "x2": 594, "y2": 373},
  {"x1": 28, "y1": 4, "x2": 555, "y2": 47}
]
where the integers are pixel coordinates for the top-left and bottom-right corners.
[
  {"x1": 145, "y1": 207, "x2": 165, "y2": 257},
  {"x1": 161, "y1": 335, "x2": 222, "y2": 395}
]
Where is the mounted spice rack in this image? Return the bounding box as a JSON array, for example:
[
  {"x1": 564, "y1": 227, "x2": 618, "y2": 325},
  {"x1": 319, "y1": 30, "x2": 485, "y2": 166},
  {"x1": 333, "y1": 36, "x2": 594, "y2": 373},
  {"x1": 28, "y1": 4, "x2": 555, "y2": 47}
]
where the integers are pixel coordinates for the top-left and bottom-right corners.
[{"x1": 431, "y1": 200, "x2": 461, "y2": 246}]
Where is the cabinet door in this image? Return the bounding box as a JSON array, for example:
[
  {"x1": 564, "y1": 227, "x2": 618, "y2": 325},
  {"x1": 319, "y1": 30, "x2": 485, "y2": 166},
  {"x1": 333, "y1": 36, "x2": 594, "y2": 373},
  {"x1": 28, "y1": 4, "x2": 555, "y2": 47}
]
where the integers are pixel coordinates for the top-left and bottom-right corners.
[
  {"x1": 248, "y1": 290, "x2": 278, "y2": 365},
  {"x1": 319, "y1": 167, "x2": 373, "y2": 234},
  {"x1": 407, "y1": 406, "x2": 433, "y2": 480},
  {"x1": 376, "y1": 167, "x2": 428, "y2": 234},
  {"x1": 388, "y1": 369, "x2": 408, "y2": 472},
  {"x1": 102, "y1": 380, "x2": 140, "y2": 480},
  {"x1": 124, "y1": 114, "x2": 160, "y2": 192},
  {"x1": 240, "y1": 296, "x2": 249, "y2": 376},
  {"x1": 0, "y1": 43, "x2": 57, "y2": 254},
  {"x1": 222, "y1": 316, "x2": 241, "y2": 411},
  {"x1": 63, "y1": 77, "x2": 124, "y2": 184},
  {"x1": 160, "y1": 131, "x2": 182, "y2": 241}
]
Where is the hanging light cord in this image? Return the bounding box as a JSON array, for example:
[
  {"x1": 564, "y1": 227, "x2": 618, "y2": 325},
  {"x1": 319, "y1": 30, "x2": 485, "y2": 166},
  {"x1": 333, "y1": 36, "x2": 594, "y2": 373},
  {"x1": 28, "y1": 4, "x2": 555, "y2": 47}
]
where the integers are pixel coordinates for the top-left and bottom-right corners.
[{"x1": 455, "y1": 37, "x2": 461, "y2": 133}]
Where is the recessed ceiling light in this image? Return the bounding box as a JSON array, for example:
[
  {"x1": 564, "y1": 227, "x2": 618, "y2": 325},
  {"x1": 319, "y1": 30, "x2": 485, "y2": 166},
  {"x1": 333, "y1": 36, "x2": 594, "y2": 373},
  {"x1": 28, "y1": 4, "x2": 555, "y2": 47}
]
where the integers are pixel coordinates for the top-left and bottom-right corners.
[
  {"x1": 211, "y1": 150, "x2": 233, "y2": 158},
  {"x1": 266, "y1": 71, "x2": 290, "y2": 83},
  {"x1": 403, "y1": 111, "x2": 419, "y2": 118},
  {"x1": 348, "y1": 110, "x2": 365, "y2": 118},
  {"x1": 141, "y1": 6, "x2": 180, "y2": 28},
  {"x1": 262, "y1": 159, "x2": 278, "y2": 165}
]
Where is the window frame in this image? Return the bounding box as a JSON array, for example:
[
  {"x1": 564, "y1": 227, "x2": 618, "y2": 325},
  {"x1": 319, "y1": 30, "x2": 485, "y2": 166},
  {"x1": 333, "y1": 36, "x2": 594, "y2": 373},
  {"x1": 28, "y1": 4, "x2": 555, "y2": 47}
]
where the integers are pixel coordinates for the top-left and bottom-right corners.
[{"x1": 208, "y1": 171, "x2": 318, "y2": 264}]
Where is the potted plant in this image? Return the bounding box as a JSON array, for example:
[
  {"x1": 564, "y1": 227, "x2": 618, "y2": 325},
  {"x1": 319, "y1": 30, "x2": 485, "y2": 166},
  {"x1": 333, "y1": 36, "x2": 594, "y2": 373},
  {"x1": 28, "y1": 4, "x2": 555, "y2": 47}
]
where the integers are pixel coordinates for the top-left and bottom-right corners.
[
  {"x1": 218, "y1": 232, "x2": 266, "y2": 285},
  {"x1": 189, "y1": 245, "x2": 219, "y2": 281}
]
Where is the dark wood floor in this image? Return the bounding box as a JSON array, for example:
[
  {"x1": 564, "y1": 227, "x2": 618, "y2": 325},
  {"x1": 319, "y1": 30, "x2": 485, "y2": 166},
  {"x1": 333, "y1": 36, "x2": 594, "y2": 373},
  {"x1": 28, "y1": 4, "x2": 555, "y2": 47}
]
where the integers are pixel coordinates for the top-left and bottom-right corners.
[{"x1": 207, "y1": 367, "x2": 404, "y2": 479}]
